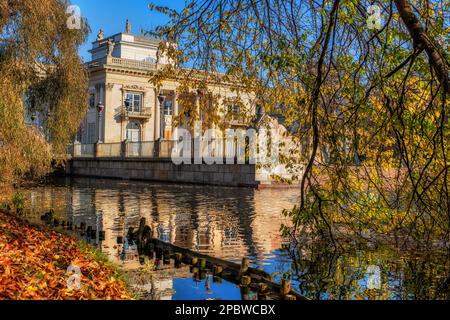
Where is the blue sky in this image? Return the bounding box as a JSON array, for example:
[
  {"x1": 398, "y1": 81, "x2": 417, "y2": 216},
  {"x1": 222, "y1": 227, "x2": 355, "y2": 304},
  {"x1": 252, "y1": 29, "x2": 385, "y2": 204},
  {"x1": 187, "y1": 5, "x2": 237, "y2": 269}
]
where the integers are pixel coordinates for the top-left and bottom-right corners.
[{"x1": 71, "y1": 0, "x2": 185, "y2": 61}]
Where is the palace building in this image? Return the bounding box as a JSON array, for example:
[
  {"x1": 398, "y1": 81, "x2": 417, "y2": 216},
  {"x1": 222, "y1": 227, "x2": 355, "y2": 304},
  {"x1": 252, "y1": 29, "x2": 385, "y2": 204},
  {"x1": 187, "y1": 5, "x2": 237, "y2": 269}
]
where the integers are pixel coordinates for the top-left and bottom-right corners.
[
  {"x1": 66, "y1": 21, "x2": 299, "y2": 187},
  {"x1": 76, "y1": 21, "x2": 256, "y2": 149}
]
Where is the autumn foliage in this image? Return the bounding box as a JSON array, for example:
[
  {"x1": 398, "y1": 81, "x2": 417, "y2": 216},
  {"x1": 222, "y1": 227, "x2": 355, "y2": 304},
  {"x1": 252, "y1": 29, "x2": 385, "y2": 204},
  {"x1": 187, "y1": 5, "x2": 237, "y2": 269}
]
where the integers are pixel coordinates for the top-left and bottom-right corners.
[
  {"x1": 0, "y1": 210, "x2": 132, "y2": 300},
  {"x1": 150, "y1": 0, "x2": 450, "y2": 244},
  {"x1": 0, "y1": 0, "x2": 89, "y2": 201}
]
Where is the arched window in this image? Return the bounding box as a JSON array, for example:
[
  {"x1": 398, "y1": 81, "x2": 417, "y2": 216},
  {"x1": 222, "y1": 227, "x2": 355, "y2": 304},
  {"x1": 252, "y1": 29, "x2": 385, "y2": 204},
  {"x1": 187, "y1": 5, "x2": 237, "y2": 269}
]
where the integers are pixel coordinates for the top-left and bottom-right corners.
[{"x1": 126, "y1": 121, "x2": 141, "y2": 142}]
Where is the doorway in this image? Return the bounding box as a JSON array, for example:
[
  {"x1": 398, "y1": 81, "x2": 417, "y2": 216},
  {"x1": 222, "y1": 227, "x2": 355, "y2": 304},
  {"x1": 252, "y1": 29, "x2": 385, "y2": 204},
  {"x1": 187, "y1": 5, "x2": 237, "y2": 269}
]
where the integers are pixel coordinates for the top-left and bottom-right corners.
[{"x1": 126, "y1": 121, "x2": 141, "y2": 157}]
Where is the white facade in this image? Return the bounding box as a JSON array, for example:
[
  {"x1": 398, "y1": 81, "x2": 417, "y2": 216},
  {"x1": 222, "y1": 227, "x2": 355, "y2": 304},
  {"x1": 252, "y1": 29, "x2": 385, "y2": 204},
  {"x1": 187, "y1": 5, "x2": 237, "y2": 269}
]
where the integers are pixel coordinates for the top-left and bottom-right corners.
[{"x1": 77, "y1": 24, "x2": 254, "y2": 147}]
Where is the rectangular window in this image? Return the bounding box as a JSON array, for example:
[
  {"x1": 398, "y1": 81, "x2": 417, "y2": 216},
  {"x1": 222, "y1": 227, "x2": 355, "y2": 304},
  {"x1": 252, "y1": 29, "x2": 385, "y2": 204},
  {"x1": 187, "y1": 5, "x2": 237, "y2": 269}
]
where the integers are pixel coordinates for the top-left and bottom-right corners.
[
  {"x1": 89, "y1": 94, "x2": 95, "y2": 109},
  {"x1": 126, "y1": 93, "x2": 142, "y2": 113},
  {"x1": 164, "y1": 100, "x2": 173, "y2": 116},
  {"x1": 228, "y1": 105, "x2": 240, "y2": 114},
  {"x1": 76, "y1": 128, "x2": 83, "y2": 143},
  {"x1": 87, "y1": 123, "x2": 96, "y2": 143},
  {"x1": 228, "y1": 105, "x2": 241, "y2": 121}
]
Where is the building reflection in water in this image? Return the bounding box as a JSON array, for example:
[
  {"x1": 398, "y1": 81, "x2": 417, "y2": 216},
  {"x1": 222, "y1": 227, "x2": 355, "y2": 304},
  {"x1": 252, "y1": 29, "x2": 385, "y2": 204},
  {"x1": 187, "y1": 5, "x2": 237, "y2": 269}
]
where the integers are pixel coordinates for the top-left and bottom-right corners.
[
  {"x1": 25, "y1": 176, "x2": 297, "y2": 267},
  {"x1": 25, "y1": 177, "x2": 299, "y2": 300},
  {"x1": 24, "y1": 177, "x2": 450, "y2": 300}
]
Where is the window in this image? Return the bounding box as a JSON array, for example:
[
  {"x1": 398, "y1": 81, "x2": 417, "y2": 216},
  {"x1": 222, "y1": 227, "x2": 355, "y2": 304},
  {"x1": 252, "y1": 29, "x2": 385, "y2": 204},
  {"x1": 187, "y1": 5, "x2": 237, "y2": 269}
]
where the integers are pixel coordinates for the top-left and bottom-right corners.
[
  {"x1": 228, "y1": 105, "x2": 241, "y2": 114},
  {"x1": 144, "y1": 57, "x2": 157, "y2": 63},
  {"x1": 228, "y1": 105, "x2": 241, "y2": 121},
  {"x1": 89, "y1": 94, "x2": 95, "y2": 109},
  {"x1": 164, "y1": 100, "x2": 173, "y2": 116},
  {"x1": 76, "y1": 128, "x2": 83, "y2": 143},
  {"x1": 87, "y1": 123, "x2": 96, "y2": 143},
  {"x1": 125, "y1": 93, "x2": 142, "y2": 113},
  {"x1": 256, "y1": 105, "x2": 263, "y2": 115}
]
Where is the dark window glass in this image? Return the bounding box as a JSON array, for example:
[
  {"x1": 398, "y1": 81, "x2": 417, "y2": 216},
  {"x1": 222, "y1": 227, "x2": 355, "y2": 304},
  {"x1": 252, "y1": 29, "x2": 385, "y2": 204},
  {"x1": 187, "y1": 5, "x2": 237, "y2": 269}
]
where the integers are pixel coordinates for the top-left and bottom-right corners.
[
  {"x1": 89, "y1": 94, "x2": 95, "y2": 109},
  {"x1": 126, "y1": 93, "x2": 142, "y2": 112}
]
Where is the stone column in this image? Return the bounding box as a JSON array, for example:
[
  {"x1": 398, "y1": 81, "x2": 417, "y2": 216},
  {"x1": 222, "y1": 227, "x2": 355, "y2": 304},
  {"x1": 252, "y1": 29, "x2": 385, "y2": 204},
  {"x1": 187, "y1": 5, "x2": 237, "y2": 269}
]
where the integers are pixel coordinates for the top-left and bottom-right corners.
[
  {"x1": 121, "y1": 88, "x2": 126, "y2": 142},
  {"x1": 173, "y1": 91, "x2": 179, "y2": 141},
  {"x1": 96, "y1": 84, "x2": 105, "y2": 143},
  {"x1": 73, "y1": 141, "x2": 81, "y2": 158},
  {"x1": 160, "y1": 100, "x2": 165, "y2": 141},
  {"x1": 154, "y1": 88, "x2": 161, "y2": 140},
  {"x1": 142, "y1": 90, "x2": 147, "y2": 141},
  {"x1": 195, "y1": 94, "x2": 201, "y2": 119},
  {"x1": 194, "y1": 94, "x2": 202, "y2": 164}
]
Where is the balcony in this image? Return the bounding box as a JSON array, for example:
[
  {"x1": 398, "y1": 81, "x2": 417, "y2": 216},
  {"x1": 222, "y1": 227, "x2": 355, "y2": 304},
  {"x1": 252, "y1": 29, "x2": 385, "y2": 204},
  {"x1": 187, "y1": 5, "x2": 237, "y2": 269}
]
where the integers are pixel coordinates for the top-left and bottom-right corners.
[
  {"x1": 109, "y1": 57, "x2": 157, "y2": 71},
  {"x1": 69, "y1": 140, "x2": 177, "y2": 159},
  {"x1": 120, "y1": 107, "x2": 152, "y2": 120},
  {"x1": 87, "y1": 56, "x2": 158, "y2": 73}
]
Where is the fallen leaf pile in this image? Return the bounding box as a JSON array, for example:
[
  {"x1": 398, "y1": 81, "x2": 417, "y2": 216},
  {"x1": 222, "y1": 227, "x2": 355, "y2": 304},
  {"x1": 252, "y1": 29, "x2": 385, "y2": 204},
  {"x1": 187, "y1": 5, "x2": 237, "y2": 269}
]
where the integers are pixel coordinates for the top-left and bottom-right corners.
[{"x1": 0, "y1": 210, "x2": 132, "y2": 300}]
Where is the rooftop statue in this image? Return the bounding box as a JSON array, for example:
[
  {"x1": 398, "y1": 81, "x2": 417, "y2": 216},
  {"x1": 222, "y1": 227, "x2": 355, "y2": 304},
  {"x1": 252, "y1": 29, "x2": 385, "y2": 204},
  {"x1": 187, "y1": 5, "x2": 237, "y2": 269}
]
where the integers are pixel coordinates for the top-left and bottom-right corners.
[
  {"x1": 107, "y1": 38, "x2": 115, "y2": 56},
  {"x1": 96, "y1": 29, "x2": 104, "y2": 41},
  {"x1": 125, "y1": 19, "x2": 131, "y2": 33}
]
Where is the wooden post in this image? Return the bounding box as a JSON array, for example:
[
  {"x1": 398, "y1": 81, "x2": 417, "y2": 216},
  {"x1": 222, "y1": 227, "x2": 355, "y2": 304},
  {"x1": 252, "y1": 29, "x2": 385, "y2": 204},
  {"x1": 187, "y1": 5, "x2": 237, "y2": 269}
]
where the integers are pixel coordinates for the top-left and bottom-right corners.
[
  {"x1": 240, "y1": 286, "x2": 251, "y2": 300},
  {"x1": 258, "y1": 283, "x2": 268, "y2": 294},
  {"x1": 142, "y1": 226, "x2": 152, "y2": 241},
  {"x1": 163, "y1": 250, "x2": 171, "y2": 265},
  {"x1": 205, "y1": 273, "x2": 211, "y2": 291},
  {"x1": 174, "y1": 253, "x2": 183, "y2": 265},
  {"x1": 86, "y1": 226, "x2": 92, "y2": 237},
  {"x1": 140, "y1": 225, "x2": 152, "y2": 252},
  {"x1": 136, "y1": 218, "x2": 146, "y2": 242},
  {"x1": 213, "y1": 265, "x2": 223, "y2": 276},
  {"x1": 240, "y1": 275, "x2": 252, "y2": 287},
  {"x1": 146, "y1": 243, "x2": 155, "y2": 257},
  {"x1": 155, "y1": 246, "x2": 163, "y2": 260},
  {"x1": 199, "y1": 258, "x2": 207, "y2": 270},
  {"x1": 258, "y1": 293, "x2": 269, "y2": 300},
  {"x1": 192, "y1": 267, "x2": 200, "y2": 282},
  {"x1": 239, "y1": 257, "x2": 250, "y2": 279},
  {"x1": 280, "y1": 279, "x2": 291, "y2": 297}
]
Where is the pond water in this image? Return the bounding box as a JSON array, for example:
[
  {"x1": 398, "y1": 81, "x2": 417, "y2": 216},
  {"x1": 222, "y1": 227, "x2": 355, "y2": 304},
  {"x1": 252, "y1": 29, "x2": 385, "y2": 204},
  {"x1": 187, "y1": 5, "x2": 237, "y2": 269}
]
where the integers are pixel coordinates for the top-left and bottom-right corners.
[{"x1": 22, "y1": 177, "x2": 450, "y2": 300}]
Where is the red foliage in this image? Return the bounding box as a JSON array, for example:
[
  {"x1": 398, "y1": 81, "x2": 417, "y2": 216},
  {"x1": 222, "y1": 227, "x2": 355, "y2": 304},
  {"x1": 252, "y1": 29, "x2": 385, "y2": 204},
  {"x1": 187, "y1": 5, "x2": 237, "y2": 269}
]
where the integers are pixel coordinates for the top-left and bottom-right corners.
[{"x1": 0, "y1": 210, "x2": 132, "y2": 300}]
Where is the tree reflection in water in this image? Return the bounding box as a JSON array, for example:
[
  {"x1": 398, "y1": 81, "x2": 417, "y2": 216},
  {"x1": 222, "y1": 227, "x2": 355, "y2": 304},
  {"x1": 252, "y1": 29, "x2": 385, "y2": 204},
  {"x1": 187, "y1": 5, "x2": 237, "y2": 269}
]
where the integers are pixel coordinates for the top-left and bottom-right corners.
[
  {"x1": 22, "y1": 177, "x2": 450, "y2": 300},
  {"x1": 284, "y1": 242, "x2": 450, "y2": 300}
]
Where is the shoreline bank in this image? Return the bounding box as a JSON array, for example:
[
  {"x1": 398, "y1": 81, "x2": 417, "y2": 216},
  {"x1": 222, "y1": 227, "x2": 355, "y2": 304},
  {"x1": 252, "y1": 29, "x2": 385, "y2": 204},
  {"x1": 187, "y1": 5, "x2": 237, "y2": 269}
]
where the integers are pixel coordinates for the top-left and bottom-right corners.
[{"x1": 0, "y1": 210, "x2": 133, "y2": 300}]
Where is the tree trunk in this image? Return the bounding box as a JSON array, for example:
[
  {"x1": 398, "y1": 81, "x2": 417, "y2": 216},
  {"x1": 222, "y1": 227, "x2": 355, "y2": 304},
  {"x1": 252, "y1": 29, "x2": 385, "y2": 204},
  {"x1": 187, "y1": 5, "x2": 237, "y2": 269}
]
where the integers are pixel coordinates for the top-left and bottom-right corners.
[{"x1": 394, "y1": 0, "x2": 449, "y2": 93}]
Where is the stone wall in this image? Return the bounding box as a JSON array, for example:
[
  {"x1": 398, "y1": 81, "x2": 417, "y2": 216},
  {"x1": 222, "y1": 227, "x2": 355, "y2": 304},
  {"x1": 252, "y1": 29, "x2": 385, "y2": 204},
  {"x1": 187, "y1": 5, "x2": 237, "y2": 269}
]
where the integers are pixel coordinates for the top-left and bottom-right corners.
[{"x1": 67, "y1": 159, "x2": 260, "y2": 187}]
